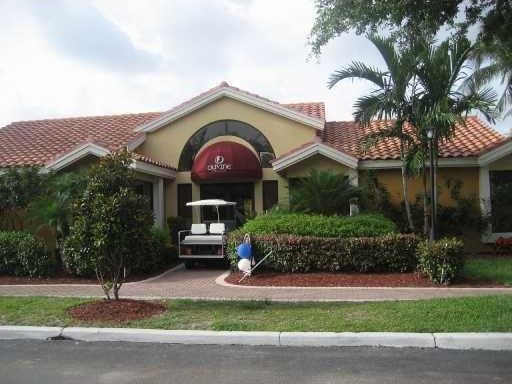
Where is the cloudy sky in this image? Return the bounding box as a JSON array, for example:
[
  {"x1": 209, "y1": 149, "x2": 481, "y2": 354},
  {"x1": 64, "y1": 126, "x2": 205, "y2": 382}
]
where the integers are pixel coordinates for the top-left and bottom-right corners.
[{"x1": 0, "y1": 0, "x2": 510, "y2": 133}]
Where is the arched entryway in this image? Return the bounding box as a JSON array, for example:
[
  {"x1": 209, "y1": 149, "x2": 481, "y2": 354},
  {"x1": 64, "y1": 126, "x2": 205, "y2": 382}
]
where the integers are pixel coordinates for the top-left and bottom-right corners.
[{"x1": 190, "y1": 141, "x2": 263, "y2": 226}]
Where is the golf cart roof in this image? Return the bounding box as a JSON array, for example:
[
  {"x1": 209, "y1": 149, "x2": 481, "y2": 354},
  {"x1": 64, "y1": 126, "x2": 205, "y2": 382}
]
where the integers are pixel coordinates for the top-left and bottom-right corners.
[{"x1": 186, "y1": 199, "x2": 236, "y2": 207}]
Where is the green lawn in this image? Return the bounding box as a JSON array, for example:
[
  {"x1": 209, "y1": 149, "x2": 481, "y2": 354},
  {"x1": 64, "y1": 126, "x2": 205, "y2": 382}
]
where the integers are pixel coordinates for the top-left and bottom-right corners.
[
  {"x1": 463, "y1": 258, "x2": 512, "y2": 286},
  {"x1": 1, "y1": 295, "x2": 512, "y2": 332}
]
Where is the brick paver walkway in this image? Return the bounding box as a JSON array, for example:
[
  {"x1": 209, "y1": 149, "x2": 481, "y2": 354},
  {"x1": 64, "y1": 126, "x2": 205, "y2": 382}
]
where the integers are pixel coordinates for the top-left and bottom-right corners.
[{"x1": 1, "y1": 266, "x2": 511, "y2": 301}]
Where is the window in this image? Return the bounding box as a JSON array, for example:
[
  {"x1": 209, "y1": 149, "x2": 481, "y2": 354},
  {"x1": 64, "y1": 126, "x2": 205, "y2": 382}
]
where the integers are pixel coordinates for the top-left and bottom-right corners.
[
  {"x1": 262, "y1": 180, "x2": 278, "y2": 210},
  {"x1": 178, "y1": 120, "x2": 275, "y2": 170},
  {"x1": 490, "y1": 171, "x2": 512, "y2": 232},
  {"x1": 177, "y1": 184, "x2": 192, "y2": 219}
]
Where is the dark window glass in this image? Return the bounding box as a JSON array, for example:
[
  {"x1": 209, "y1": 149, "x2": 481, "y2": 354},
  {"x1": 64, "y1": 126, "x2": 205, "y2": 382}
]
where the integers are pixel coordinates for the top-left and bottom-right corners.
[
  {"x1": 134, "y1": 181, "x2": 153, "y2": 211},
  {"x1": 178, "y1": 120, "x2": 275, "y2": 170},
  {"x1": 262, "y1": 180, "x2": 278, "y2": 211},
  {"x1": 177, "y1": 184, "x2": 192, "y2": 219},
  {"x1": 490, "y1": 170, "x2": 512, "y2": 232}
]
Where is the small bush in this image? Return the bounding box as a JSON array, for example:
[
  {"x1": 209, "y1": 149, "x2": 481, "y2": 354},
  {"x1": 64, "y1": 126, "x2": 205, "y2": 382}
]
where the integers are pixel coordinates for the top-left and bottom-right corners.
[
  {"x1": 418, "y1": 238, "x2": 465, "y2": 284},
  {"x1": 0, "y1": 231, "x2": 55, "y2": 277},
  {"x1": 167, "y1": 216, "x2": 187, "y2": 245},
  {"x1": 240, "y1": 212, "x2": 397, "y2": 238},
  {"x1": 227, "y1": 230, "x2": 418, "y2": 273},
  {"x1": 135, "y1": 226, "x2": 178, "y2": 274},
  {"x1": 64, "y1": 226, "x2": 177, "y2": 277}
]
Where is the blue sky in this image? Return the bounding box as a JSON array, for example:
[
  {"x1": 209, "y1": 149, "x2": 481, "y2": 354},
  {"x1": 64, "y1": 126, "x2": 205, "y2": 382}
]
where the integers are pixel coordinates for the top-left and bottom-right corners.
[{"x1": 0, "y1": 0, "x2": 510, "y2": 134}]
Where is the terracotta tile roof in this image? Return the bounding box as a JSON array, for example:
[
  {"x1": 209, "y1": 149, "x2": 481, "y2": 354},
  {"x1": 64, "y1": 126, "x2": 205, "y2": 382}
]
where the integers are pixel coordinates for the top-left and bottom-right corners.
[
  {"x1": 282, "y1": 102, "x2": 325, "y2": 120},
  {"x1": 0, "y1": 112, "x2": 162, "y2": 168},
  {"x1": 132, "y1": 153, "x2": 176, "y2": 170},
  {"x1": 0, "y1": 82, "x2": 325, "y2": 168},
  {"x1": 321, "y1": 116, "x2": 507, "y2": 160},
  {"x1": 156, "y1": 81, "x2": 326, "y2": 121}
]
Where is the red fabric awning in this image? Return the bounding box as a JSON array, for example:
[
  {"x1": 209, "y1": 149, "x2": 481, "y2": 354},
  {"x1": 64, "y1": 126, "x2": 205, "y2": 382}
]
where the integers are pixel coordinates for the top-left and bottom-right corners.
[{"x1": 191, "y1": 141, "x2": 262, "y2": 182}]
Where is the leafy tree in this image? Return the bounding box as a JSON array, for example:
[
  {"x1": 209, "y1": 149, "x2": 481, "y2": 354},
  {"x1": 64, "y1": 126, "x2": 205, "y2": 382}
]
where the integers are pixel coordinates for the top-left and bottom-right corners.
[
  {"x1": 328, "y1": 35, "x2": 418, "y2": 231},
  {"x1": 310, "y1": 0, "x2": 511, "y2": 55},
  {"x1": 0, "y1": 167, "x2": 46, "y2": 230},
  {"x1": 289, "y1": 169, "x2": 360, "y2": 215},
  {"x1": 65, "y1": 151, "x2": 153, "y2": 300}
]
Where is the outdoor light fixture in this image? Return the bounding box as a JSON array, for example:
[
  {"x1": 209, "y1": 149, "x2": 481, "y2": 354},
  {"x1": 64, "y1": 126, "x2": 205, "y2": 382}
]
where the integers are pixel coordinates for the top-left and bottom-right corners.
[
  {"x1": 426, "y1": 125, "x2": 434, "y2": 139},
  {"x1": 427, "y1": 126, "x2": 436, "y2": 241}
]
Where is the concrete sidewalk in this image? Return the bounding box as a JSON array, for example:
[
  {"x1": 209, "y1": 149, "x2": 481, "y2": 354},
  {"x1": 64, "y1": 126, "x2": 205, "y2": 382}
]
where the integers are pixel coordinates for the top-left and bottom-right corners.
[{"x1": 0, "y1": 267, "x2": 511, "y2": 301}]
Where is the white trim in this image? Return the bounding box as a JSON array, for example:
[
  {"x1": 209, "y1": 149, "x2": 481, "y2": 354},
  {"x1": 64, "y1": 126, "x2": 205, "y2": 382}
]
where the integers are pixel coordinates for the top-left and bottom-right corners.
[
  {"x1": 479, "y1": 140, "x2": 512, "y2": 166},
  {"x1": 272, "y1": 143, "x2": 359, "y2": 172},
  {"x1": 359, "y1": 157, "x2": 480, "y2": 170},
  {"x1": 135, "y1": 87, "x2": 325, "y2": 133},
  {"x1": 130, "y1": 159, "x2": 176, "y2": 179},
  {"x1": 45, "y1": 143, "x2": 110, "y2": 171},
  {"x1": 153, "y1": 177, "x2": 165, "y2": 227},
  {"x1": 126, "y1": 134, "x2": 147, "y2": 151}
]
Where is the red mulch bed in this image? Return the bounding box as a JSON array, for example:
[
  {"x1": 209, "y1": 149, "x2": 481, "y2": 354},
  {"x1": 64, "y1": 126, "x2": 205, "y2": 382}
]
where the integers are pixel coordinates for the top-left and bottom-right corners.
[
  {"x1": 69, "y1": 299, "x2": 166, "y2": 323},
  {"x1": 225, "y1": 271, "x2": 504, "y2": 287}
]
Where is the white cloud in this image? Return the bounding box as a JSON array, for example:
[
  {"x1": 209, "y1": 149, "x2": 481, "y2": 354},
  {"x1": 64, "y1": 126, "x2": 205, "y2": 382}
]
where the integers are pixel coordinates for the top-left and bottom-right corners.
[{"x1": 0, "y1": 0, "x2": 510, "y2": 134}]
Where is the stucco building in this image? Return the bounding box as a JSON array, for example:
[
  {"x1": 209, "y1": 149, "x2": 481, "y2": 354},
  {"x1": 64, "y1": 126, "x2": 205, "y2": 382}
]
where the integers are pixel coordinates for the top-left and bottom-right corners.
[{"x1": 1, "y1": 82, "x2": 511, "y2": 241}]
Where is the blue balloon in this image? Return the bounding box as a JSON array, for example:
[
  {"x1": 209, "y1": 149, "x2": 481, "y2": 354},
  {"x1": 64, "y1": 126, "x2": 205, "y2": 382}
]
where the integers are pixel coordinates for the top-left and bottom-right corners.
[{"x1": 237, "y1": 243, "x2": 252, "y2": 259}]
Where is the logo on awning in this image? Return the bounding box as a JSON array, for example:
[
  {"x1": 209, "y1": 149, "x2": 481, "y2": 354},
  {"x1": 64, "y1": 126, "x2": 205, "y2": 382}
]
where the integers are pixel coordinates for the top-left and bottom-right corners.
[{"x1": 207, "y1": 154, "x2": 232, "y2": 172}]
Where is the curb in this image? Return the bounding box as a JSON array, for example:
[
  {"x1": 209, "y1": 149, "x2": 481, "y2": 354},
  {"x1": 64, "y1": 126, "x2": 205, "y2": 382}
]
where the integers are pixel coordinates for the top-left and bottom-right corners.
[{"x1": 1, "y1": 326, "x2": 512, "y2": 350}]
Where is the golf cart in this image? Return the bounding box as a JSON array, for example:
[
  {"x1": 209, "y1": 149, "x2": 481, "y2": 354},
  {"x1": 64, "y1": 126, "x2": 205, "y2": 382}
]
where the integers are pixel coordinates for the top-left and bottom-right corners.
[{"x1": 178, "y1": 199, "x2": 236, "y2": 268}]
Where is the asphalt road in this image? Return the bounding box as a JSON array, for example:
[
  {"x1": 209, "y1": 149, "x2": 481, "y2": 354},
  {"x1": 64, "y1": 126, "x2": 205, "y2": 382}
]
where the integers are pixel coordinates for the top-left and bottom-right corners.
[{"x1": 0, "y1": 340, "x2": 511, "y2": 384}]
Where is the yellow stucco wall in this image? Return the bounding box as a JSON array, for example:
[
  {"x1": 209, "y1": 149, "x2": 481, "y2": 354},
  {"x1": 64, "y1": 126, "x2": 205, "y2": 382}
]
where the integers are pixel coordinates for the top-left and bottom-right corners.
[
  {"x1": 137, "y1": 96, "x2": 320, "y2": 219},
  {"x1": 283, "y1": 155, "x2": 351, "y2": 179},
  {"x1": 372, "y1": 167, "x2": 480, "y2": 207},
  {"x1": 137, "y1": 97, "x2": 317, "y2": 166},
  {"x1": 490, "y1": 154, "x2": 512, "y2": 171}
]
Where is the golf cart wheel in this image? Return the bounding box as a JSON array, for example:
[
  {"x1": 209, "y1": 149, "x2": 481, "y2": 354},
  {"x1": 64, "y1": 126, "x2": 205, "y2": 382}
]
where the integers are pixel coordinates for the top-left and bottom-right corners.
[{"x1": 184, "y1": 261, "x2": 194, "y2": 269}]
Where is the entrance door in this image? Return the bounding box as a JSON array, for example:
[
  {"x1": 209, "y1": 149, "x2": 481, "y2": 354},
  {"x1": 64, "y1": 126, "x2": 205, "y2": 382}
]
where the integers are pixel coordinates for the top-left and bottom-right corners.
[{"x1": 200, "y1": 183, "x2": 254, "y2": 227}]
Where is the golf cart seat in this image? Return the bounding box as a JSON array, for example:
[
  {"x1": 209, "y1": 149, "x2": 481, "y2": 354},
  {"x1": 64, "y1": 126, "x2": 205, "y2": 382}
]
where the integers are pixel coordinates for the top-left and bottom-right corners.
[{"x1": 181, "y1": 223, "x2": 224, "y2": 245}]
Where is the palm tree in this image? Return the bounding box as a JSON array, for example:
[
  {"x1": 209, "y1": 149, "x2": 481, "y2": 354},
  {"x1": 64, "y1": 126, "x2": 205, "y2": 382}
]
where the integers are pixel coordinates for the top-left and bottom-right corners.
[
  {"x1": 289, "y1": 169, "x2": 360, "y2": 215},
  {"x1": 328, "y1": 35, "x2": 417, "y2": 231},
  {"x1": 27, "y1": 172, "x2": 87, "y2": 265},
  {"x1": 468, "y1": 38, "x2": 512, "y2": 118},
  {"x1": 413, "y1": 35, "x2": 497, "y2": 239}
]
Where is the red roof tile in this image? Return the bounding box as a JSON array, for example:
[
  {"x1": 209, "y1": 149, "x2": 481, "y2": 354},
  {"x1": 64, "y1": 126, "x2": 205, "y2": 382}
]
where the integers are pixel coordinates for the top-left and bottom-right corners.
[
  {"x1": 0, "y1": 112, "x2": 162, "y2": 167},
  {"x1": 322, "y1": 116, "x2": 507, "y2": 160}
]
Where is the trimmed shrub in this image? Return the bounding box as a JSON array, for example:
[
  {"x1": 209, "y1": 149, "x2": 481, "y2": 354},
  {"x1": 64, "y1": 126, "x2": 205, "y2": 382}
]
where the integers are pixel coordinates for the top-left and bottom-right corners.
[
  {"x1": 135, "y1": 226, "x2": 178, "y2": 274},
  {"x1": 227, "y1": 230, "x2": 419, "y2": 273},
  {"x1": 240, "y1": 212, "x2": 397, "y2": 238},
  {"x1": 63, "y1": 226, "x2": 178, "y2": 277},
  {"x1": 417, "y1": 238, "x2": 465, "y2": 284},
  {"x1": 0, "y1": 231, "x2": 55, "y2": 277},
  {"x1": 167, "y1": 216, "x2": 187, "y2": 245}
]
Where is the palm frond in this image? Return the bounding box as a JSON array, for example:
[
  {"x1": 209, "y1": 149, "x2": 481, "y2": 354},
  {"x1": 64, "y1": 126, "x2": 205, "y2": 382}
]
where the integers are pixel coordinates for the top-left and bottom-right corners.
[{"x1": 328, "y1": 62, "x2": 387, "y2": 89}]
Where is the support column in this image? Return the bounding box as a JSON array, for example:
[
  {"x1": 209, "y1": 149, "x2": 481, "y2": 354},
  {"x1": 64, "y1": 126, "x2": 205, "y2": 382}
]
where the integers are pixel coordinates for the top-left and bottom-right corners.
[
  {"x1": 479, "y1": 166, "x2": 492, "y2": 242},
  {"x1": 153, "y1": 177, "x2": 165, "y2": 227},
  {"x1": 348, "y1": 168, "x2": 359, "y2": 186}
]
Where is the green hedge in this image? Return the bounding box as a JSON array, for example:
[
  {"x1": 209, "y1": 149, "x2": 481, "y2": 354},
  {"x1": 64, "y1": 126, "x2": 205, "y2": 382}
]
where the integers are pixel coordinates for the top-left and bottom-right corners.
[
  {"x1": 240, "y1": 212, "x2": 397, "y2": 238},
  {"x1": 0, "y1": 231, "x2": 55, "y2": 277},
  {"x1": 418, "y1": 238, "x2": 465, "y2": 284},
  {"x1": 227, "y1": 231, "x2": 419, "y2": 273}
]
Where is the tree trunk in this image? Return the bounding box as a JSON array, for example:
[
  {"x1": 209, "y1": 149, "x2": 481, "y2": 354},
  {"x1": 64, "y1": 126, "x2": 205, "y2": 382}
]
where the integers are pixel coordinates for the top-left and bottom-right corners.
[
  {"x1": 401, "y1": 163, "x2": 415, "y2": 232},
  {"x1": 422, "y1": 161, "x2": 429, "y2": 238}
]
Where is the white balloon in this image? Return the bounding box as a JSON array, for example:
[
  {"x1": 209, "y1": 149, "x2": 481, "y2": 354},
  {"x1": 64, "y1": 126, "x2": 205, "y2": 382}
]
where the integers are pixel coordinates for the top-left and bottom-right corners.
[{"x1": 237, "y1": 259, "x2": 251, "y2": 272}]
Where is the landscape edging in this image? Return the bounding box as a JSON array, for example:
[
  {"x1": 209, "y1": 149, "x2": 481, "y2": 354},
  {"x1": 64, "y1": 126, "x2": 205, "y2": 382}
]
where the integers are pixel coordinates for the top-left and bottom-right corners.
[{"x1": 1, "y1": 326, "x2": 512, "y2": 350}]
